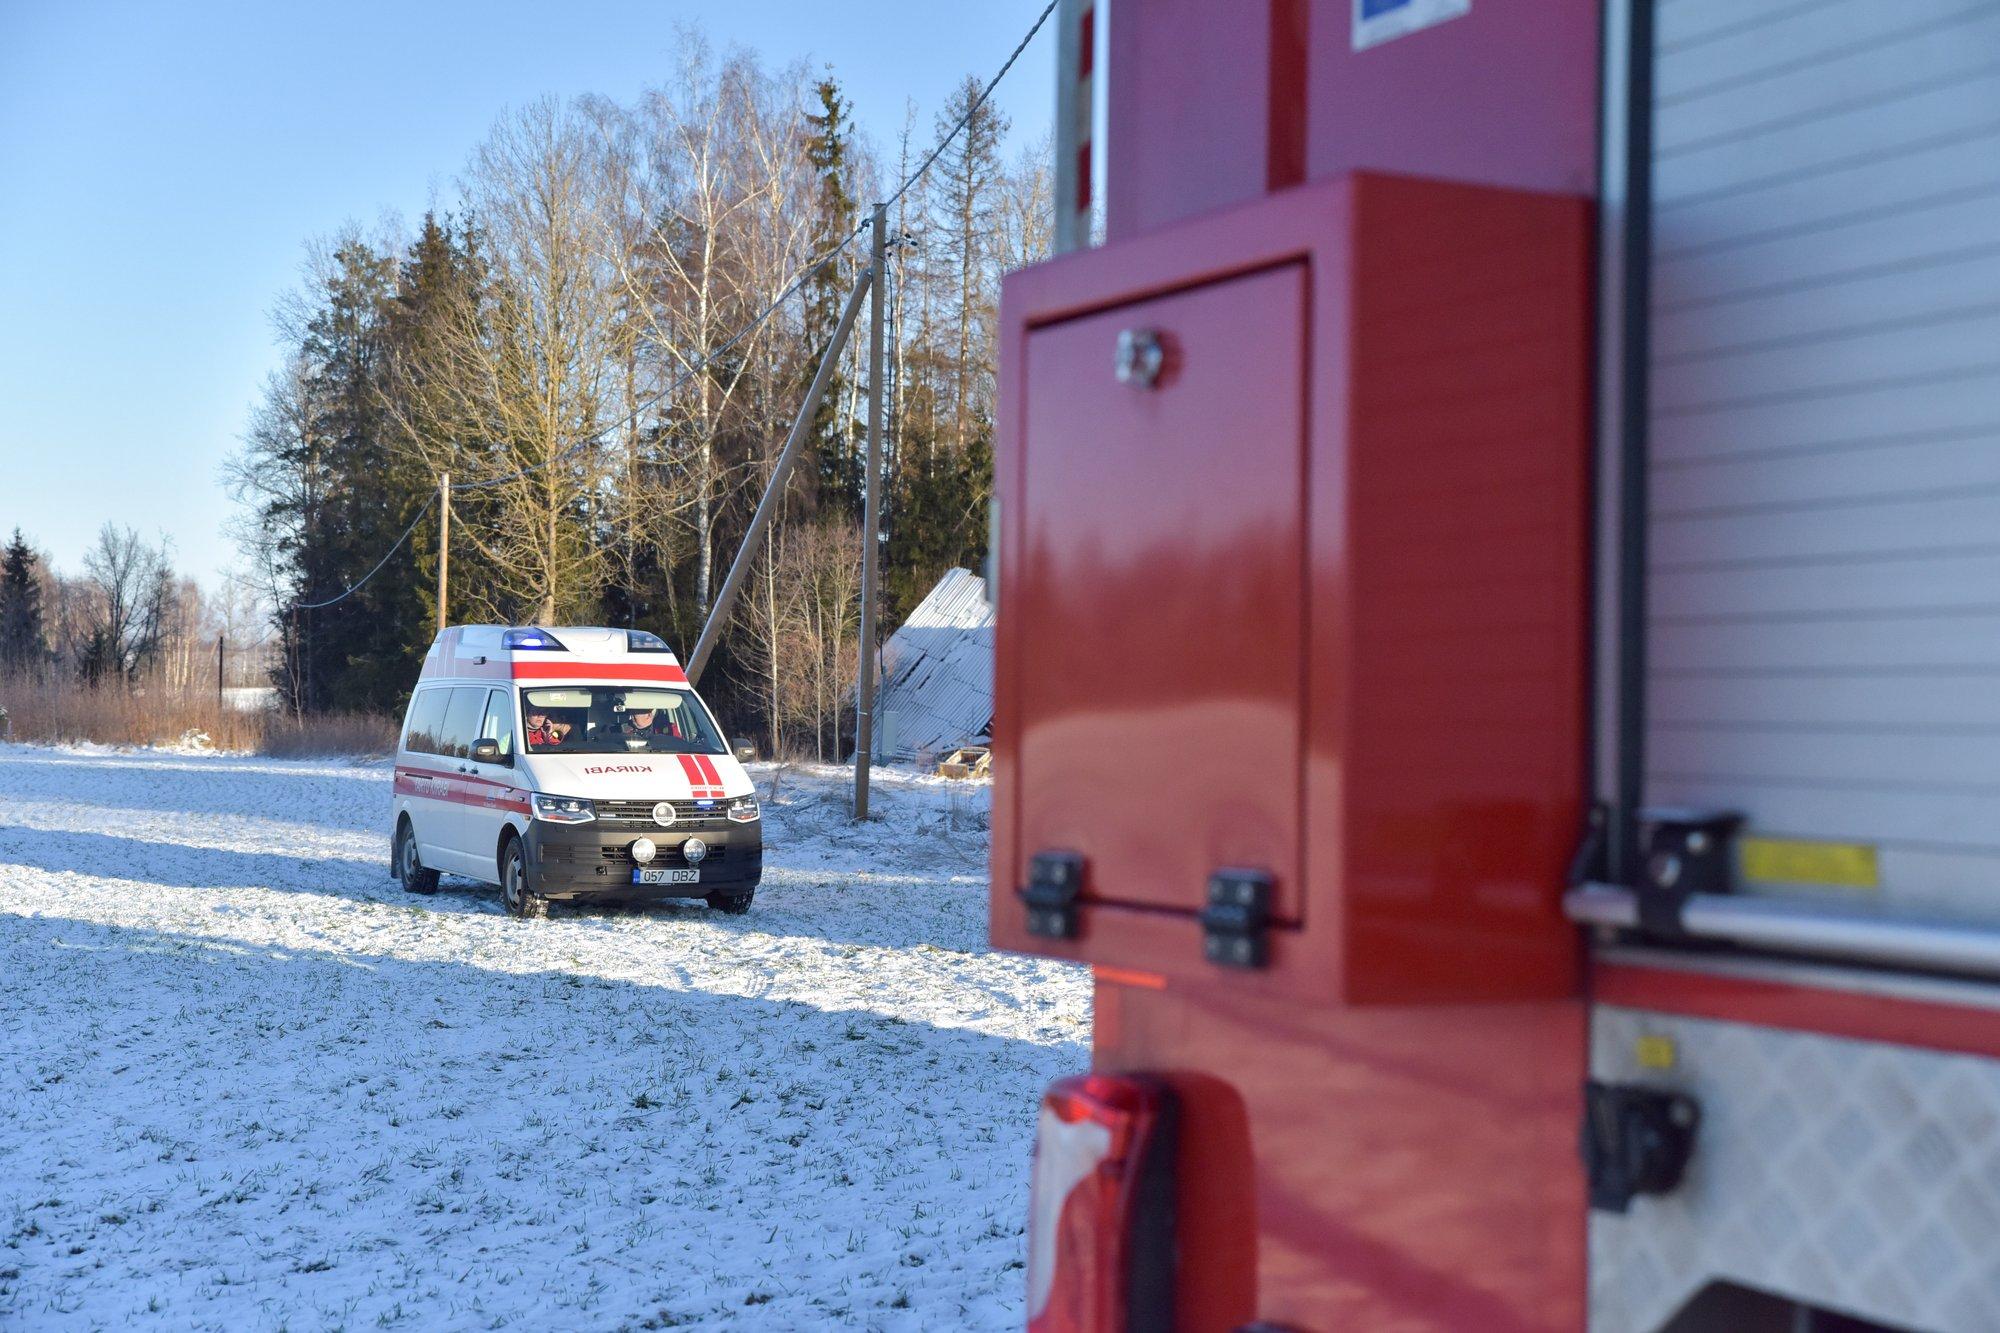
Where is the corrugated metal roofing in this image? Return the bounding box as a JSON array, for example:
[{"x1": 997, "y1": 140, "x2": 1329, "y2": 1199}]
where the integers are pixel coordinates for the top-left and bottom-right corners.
[{"x1": 870, "y1": 567, "x2": 994, "y2": 765}]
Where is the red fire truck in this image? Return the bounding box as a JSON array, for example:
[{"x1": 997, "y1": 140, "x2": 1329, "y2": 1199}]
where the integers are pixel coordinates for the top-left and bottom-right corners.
[{"x1": 992, "y1": 1, "x2": 2000, "y2": 1329}]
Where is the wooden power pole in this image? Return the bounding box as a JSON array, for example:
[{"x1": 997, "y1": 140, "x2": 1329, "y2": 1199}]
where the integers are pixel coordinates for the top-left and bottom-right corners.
[
  {"x1": 854, "y1": 204, "x2": 888, "y2": 821},
  {"x1": 436, "y1": 473, "x2": 450, "y2": 632}
]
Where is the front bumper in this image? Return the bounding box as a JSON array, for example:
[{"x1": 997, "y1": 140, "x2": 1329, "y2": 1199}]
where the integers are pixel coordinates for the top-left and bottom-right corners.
[{"x1": 522, "y1": 817, "x2": 763, "y2": 900}]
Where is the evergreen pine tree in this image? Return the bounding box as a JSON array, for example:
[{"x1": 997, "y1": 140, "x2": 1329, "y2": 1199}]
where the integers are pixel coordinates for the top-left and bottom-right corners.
[
  {"x1": 0, "y1": 528, "x2": 46, "y2": 671},
  {"x1": 802, "y1": 73, "x2": 863, "y2": 519},
  {"x1": 77, "y1": 627, "x2": 114, "y2": 686},
  {"x1": 284, "y1": 240, "x2": 402, "y2": 711},
  {"x1": 259, "y1": 234, "x2": 441, "y2": 714},
  {"x1": 878, "y1": 76, "x2": 1004, "y2": 622},
  {"x1": 381, "y1": 215, "x2": 499, "y2": 681}
]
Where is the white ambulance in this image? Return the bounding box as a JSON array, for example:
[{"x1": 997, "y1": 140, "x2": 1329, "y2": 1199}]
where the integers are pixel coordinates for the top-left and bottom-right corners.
[{"x1": 390, "y1": 625, "x2": 762, "y2": 919}]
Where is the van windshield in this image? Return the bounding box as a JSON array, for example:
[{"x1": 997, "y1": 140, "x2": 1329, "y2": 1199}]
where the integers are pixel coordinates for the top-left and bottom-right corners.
[{"x1": 520, "y1": 686, "x2": 727, "y2": 756}]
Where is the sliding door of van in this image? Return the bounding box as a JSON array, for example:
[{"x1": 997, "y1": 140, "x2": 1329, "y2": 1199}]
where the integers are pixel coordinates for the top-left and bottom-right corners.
[
  {"x1": 399, "y1": 686, "x2": 460, "y2": 869},
  {"x1": 428, "y1": 686, "x2": 490, "y2": 877}
]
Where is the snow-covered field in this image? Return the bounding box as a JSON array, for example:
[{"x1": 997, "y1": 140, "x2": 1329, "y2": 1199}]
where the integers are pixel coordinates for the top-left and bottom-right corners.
[{"x1": 0, "y1": 745, "x2": 1088, "y2": 1330}]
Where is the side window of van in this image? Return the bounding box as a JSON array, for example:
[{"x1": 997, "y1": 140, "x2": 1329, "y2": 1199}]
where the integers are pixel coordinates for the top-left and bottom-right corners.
[
  {"x1": 404, "y1": 688, "x2": 451, "y2": 756},
  {"x1": 438, "y1": 687, "x2": 486, "y2": 761},
  {"x1": 477, "y1": 688, "x2": 514, "y2": 761}
]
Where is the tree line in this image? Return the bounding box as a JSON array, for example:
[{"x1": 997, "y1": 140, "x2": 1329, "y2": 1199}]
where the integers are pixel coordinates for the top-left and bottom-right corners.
[
  {"x1": 0, "y1": 526, "x2": 265, "y2": 692},
  {"x1": 228, "y1": 37, "x2": 1048, "y2": 757}
]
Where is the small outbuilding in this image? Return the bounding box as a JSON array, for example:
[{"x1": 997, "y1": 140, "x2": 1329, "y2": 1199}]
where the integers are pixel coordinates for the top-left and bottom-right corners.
[{"x1": 870, "y1": 568, "x2": 993, "y2": 767}]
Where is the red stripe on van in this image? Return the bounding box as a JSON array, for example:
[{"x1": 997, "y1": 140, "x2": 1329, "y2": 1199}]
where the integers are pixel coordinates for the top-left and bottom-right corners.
[
  {"x1": 676, "y1": 752, "x2": 722, "y2": 797},
  {"x1": 394, "y1": 765, "x2": 531, "y2": 815},
  {"x1": 511, "y1": 661, "x2": 688, "y2": 683},
  {"x1": 398, "y1": 764, "x2": 514, "y2": 791}
]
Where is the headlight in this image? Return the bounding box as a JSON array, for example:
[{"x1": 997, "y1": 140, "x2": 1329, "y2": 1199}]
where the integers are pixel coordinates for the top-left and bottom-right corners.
[
  {"x1": 532, "y1": 793, "x2": 596, "y2": 823},
  {"x1": 727, "y1": 795, "x2": 760, "y2": 823}
]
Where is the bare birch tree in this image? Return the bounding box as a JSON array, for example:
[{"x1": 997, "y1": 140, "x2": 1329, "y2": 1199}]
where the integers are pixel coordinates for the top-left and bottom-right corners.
[
  {"x1": 622, "y1": 45, "x2": 762, "y2": 619},
  {"x1": 81, "y1": 525, "x2": 173, "y2": 681}
]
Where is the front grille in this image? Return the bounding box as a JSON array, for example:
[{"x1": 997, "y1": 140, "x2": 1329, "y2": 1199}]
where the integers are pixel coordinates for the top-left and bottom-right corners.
[{"x1": 595, "y1": 798, "x2": 730, "y2": 828}]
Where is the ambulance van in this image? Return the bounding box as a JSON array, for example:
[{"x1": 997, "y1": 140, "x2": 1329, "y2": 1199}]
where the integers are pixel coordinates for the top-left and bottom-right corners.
[{"x1": 390, "y1": 625, "x2": 762, "y2": 919}]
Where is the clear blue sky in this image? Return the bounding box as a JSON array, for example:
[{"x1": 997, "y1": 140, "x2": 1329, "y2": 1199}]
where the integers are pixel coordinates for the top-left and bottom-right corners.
[{"x1": 0, "y1": 0, "x2": 1054, "y2": 589}]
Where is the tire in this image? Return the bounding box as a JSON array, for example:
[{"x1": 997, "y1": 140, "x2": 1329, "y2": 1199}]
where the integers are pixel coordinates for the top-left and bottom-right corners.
[
  {"x1": 706, "y1": 888, "x2": 754, "y2": 915},
  {"x1": 395, "y1": 820, "x2": 439, "y2": 894},
  {"x1": 500, "y1": 836, "x2": 548, "y2": 920}
]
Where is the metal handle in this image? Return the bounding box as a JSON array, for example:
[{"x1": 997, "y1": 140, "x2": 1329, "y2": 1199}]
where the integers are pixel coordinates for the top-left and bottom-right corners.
[
  {"x1": 1115, "y1": 328, "x2": 1165, "y2": 388},
  {"x1": 1568, "y1": 882, "x2": 2000, "y2": 980}
]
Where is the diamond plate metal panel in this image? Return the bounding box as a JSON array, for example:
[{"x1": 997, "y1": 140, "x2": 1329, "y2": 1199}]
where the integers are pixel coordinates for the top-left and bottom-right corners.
[{"x1": 1592, "y1": 1005, "x2": 2000, "y2": 1331}]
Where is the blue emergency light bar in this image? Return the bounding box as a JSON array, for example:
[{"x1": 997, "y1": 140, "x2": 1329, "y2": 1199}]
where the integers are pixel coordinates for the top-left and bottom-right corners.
[{"x1": 503, "y1": 628, "x2": 568, "y2": 651}]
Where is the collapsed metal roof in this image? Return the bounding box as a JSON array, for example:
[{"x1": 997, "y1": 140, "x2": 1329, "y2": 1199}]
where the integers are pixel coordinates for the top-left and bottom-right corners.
[{"x1": 870, "y1": 567, "x2": 994, "y2": 765}]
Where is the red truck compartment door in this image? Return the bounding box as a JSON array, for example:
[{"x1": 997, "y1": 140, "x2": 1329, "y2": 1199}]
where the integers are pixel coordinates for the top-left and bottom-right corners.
[{"x1": 1017, "y1": 263, "x2": 1306, "y2": 921}]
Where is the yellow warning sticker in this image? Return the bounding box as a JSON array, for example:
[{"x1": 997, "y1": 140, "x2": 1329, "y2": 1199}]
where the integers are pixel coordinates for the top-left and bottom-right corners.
[
  {"x1": 1635, "y1": 1035, "x2": 1677, "y2": 1071},
  {"x1": 1739, "y1": 837, "x2": 1880, "y2": 890}
]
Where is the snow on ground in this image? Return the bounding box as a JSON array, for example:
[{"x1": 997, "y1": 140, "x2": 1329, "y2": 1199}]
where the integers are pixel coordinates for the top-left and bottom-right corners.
[{"x1": 0, "y1": 745, "x2": 1088, "y2": 1331}]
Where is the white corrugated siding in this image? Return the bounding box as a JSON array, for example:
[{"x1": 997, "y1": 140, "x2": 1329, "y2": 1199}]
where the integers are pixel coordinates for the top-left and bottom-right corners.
[
  {"x1": 1644, "y1": 0, "x2": 2000, "y2": 916},
  {"x1": 869, "y1": 568, "x2": 994, "y2": 765}
]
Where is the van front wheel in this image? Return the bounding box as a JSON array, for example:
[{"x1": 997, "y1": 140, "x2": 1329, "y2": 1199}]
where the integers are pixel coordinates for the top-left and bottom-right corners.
[
  {"x1": 706, "y1": 889, "x2": 754, "y2": 915},
  {"x1": 500, "y1": 837, "x2": 548, "y2": 920},
  {"x1": 396, "y1": 820, "x2": 439, "y2": 895}
]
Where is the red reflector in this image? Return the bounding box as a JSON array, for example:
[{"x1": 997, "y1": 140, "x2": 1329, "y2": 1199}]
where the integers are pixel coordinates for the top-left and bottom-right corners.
[{"x1": 1027, "y1": 1074, "x2": 1176, "y2": 1333}]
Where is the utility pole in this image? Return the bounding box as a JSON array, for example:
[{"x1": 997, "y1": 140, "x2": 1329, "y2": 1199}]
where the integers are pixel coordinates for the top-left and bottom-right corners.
[
  {"x1": 854, "y1": 204, "x2": 888, "y2": 821},
  {"x1": 436, "y1": 473, "x2": 451, "y2": 633},
  {"x1": 216, "y1": 632, "x2": 224, "y2": 709}
]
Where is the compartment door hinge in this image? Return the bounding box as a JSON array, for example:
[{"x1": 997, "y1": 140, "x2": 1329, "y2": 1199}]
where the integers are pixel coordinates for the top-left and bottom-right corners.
[
  {"x1": 1201, "y1": 869, "x2": 1274, "y2": 969},
  {"x1": 1023, "y1": 850, "x2": 1085, "y2": 939}
]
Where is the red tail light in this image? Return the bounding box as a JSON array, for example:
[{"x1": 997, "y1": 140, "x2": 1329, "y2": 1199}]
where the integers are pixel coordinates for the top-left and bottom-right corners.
[{"x1": 1027, "y1": 1074, "x2": 1176, "y2": 1332}]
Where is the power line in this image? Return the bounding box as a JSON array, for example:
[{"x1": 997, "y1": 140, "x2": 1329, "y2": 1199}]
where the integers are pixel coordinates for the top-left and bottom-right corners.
[
  {"x1": 881, "y1": 0, "x2": 1059, "y2": 219},
  {"x1": 290, "y1": 493, "x2": 437, "y2": 611}
]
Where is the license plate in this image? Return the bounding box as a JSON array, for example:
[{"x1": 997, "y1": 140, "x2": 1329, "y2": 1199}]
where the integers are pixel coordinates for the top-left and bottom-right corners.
[{"x1": 632, "y1": 868, "x2": 700, "y2": 886}]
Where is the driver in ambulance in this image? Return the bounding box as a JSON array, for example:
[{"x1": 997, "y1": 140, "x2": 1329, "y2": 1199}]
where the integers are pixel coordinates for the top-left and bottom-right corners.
[{"x1": 620, "y1": 704, "x2": 671, "y2": 742}]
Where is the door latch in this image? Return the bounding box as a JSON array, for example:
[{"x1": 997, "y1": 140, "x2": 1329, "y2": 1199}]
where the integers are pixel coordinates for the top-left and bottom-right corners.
[
  {"x1": 1201, "y1": 870, "x2": 1273, "y2": 968},
  {"x1": 1024, "y1": 850, "x2": 1086, "y2": 939},
  {"x1": 1636, "y1": 807, "x2": 1742, "y2": 935},
  {"x1": 1581, "y1": 1080, "x2": 1700, "y2": 1213}
]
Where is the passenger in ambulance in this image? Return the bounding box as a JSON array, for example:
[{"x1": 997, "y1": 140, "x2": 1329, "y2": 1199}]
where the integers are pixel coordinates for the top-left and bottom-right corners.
[
  {"x1": 525, "y1": 710, "x2": 558, "y2": 750},
  {"x1": 524, "y1": 710, "x2": 575, "y2": 751}
]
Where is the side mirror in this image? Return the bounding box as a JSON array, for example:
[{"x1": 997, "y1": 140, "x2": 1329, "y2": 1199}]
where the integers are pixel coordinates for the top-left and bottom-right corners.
[
  {"x1": 732, "y1": 738, "x2": 758, "y2": 763},
  {"x1": 471, "y1": 738, "x2": 505, "y2": 765}
]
